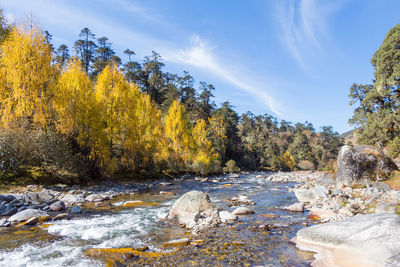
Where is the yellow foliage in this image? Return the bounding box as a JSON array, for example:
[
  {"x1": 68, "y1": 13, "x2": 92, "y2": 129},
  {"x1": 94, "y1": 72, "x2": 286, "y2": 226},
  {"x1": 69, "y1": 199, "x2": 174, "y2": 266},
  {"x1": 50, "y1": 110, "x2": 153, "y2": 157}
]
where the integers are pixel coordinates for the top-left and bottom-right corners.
[
  {"x1": 0, "y1": 25, "x2": 57, "y2": 128},
  {"x1": 53, "y1": 58, "x2": 110, "y2": 166},
  {"x1": 192, "y1": 119, "x2": 219, "y2": 174},
  {"x1": 280, "y1": 150, "x2": 295, "y2": 170},
  {"x1": 163, "y1": 99, "x2": 193, "y2": 169}
]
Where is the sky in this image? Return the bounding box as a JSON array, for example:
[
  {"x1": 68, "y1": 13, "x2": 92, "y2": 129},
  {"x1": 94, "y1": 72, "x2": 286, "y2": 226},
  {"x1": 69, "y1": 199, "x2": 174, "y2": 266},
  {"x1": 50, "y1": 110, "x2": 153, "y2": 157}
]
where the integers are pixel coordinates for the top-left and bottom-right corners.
[{"x1": 2, "y1": 0, "x2": 400, "y2": 134}]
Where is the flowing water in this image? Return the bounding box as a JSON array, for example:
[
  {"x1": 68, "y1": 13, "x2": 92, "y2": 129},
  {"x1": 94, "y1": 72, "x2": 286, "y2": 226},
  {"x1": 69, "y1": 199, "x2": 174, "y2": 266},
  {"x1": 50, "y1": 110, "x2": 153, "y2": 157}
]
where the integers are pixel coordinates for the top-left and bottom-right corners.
[{"x1": 0, "y1": 173, "x2": 315, "y2": 266}]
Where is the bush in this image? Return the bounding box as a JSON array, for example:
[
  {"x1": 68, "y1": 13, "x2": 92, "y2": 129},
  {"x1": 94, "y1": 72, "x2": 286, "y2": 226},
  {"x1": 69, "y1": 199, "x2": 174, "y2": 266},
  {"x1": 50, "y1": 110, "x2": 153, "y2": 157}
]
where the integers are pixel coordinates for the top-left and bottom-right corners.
[
  {"x1": 279, "y1": 151, "x2": 295, "y2": 171},
  {"x1": 223, "y1": 159, "x2": 240, "y2": 174},
  {"x1": 0, "y1": 128, "x2": 88, "y2": 184}
]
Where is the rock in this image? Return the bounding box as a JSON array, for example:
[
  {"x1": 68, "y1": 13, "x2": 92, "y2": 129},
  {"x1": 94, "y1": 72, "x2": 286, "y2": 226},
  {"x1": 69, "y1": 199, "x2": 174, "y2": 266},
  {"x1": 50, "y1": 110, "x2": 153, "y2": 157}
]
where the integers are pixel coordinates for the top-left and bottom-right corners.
[
  {"x1": 70, "y1": 206, "x2": 82, "y2": 214},
  {"x1": 24, "y1": 192, "x2": 41, "y2": 205},
  {"x1": 168, "y1": 191, "x2": 214, "y2": 218},
  {"x1": 8, "y1": 209, "x2": 49, "y2": 222},
  {"x1": 17, "y1": 206, "x2": 27, "y2": 212},
  {"x1": 335, "y1": 145, "x2": 398, "y2": 187},
  {"x1": 1, "y1": 207, "x2": 17, "y2": 216},
  {"x1": 294, "y1": 213, "x2": 400, "y2": 266},
  {"x1": 49, "y1": 201, "x2": 65, "y2": 212},
  {"x1": 53, "y1": 213, "x2": 70, "y2": 221},
  {"x1": 373, "y1": 182, "x2": 391, "y2": 191},
  {"x1": 284, "y1": 202, "x2": 304, "y2": 212},
  {"x1": 25, "y1": 217, "x2": 39, "y2": 225},
  {"x1": 375, "y1": 202, "x2": 395, "y2": 214},
  {"x1": 230, "y1": 195, "x2": 255, "y2": 206},
  {"x1": 163, "y1": 238, "x2": 189, "y2": 248},
  {"x1": 37, "y1": 189, "x2": 54, "y2": 203},
  {"x1": 219, "y1": 211, "x2": 237, "y2": 223},
  {"x1": 2, "y1": 195, "x2": 16, "y2": 203},
  {"x1": 159, "y1": 191, "x2": 175, "y2": 195},
  {"x1": 232, "y1": 207, "x2": 255, "y2": 215},
  {"x1": 309, "y1": 207, "x2": 337, "y2": 220},
  {"x1": 294, "y1": 189, "x2": 315, "y2": 203},
  {"x1": 60, "y1": 193, "x2": 85, "y2": 206},
  {"x1": 255, "y1": 175, "x2": 264, "y2": 178},
  {"x1": 313, "y1": 186, "x2": 328, "y2": 200},
  {"x1": 85, "y1": 194, "x2": 105, "y2": 202},
  {"x1": 178, "y1": 213, "x2": 200, "y2": 228},
  {"x1": 0, "y1": 219, "x2": 10, "y2": 227}
]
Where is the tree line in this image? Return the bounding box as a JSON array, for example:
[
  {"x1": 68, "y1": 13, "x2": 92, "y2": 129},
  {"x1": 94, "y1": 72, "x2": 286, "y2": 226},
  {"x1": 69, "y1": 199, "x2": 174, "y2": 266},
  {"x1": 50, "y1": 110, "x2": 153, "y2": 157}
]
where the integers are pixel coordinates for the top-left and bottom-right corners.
[{"x1": 0, "y1": 10, "x2": 342, "y2": 183}]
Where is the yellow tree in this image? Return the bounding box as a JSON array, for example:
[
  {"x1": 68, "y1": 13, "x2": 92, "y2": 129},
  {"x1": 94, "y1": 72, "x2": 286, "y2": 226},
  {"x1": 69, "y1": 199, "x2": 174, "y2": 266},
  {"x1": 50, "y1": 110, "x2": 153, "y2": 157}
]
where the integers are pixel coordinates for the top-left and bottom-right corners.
[
  {"x1": 163, "y1": 99, "x2": 193, "y2": 171},
  {"x1": 53, "y1": 58, "x2": 110, "y2": 166},
  {"x1": 192, "y1": 119, "x2": 219, "y2": 175},
  {"x1": 95, "y1": 64, "x2": 131, "y2": 172},
  {"x1": 0, "y1": 24, "x2": 56, "y2": 128},
  {"x1": 207, "y1": 114, "x2": 227, "y2": 163},
  {"x1": 122, "y1": 84, "x2": 163, "y2": 171}
]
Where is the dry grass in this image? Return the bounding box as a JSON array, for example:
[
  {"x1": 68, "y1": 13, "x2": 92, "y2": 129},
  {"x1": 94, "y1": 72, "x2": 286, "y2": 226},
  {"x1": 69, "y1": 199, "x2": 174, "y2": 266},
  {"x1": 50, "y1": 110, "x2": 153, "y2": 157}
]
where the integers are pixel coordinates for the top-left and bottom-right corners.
[{"x1": 384, "y1": 170, "x2": 400, "y2": 190}]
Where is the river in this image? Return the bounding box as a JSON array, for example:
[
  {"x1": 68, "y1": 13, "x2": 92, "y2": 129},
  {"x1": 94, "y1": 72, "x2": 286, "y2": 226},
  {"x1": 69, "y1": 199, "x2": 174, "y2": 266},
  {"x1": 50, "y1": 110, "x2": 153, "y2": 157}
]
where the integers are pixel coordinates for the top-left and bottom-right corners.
[{"x1": 0, "y1": 172, "x2": 315, "y2": 266}]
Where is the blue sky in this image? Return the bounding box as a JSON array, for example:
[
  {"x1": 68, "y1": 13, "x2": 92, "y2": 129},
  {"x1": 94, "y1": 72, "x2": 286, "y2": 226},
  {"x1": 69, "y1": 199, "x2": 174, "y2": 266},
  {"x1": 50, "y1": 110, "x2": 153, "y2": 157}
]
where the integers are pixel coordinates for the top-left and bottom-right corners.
[{"x1": 2, "y1": 0, "x2": 400, "y2": 133}]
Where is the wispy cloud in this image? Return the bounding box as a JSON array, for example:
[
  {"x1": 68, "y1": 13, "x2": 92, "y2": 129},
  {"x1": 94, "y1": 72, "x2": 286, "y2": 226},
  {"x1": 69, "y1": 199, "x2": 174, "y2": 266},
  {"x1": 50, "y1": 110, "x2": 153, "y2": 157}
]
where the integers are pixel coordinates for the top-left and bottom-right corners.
[
  {"x1": 1, "y1": 0, "x2": 284, "y2": 117},
  {"x1": 276, "y1": 0, "x2": 337, "y2": 74},
  {"x1": 163, "y1": 35, "x2": 285, "y2": 117}
]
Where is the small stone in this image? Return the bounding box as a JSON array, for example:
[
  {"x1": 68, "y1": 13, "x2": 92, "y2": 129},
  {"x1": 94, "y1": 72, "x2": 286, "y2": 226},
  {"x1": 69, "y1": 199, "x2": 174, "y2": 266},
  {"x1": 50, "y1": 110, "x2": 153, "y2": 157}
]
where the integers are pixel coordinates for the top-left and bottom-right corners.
[
  {"x1": 219, "y1": 210, "x2": 237, "y2": 223},
  {"x1": 232, "y1": 207, "x2": 255, "y2": 215},
  {"x1": 163, "y1": 238, "x2": 189, "y2": 248},
  {"x1": 2, "y1": 207, "x2": 17, "y2": 216},
  {"x1": 70, "y1": 206, "x2": 82, "y2": 214},
  {"x1": 284, "y1": 202, "x2": 304, "y2": 212},
  {"x1": 26, "y1": 217, "x2": 39, "y2": 225},
  {"x1": 53, "y1": 213, "x2": 70, "y2": 221},
  {"x1": 50, "y1": 201, "x2": 66, "y2": 212}
]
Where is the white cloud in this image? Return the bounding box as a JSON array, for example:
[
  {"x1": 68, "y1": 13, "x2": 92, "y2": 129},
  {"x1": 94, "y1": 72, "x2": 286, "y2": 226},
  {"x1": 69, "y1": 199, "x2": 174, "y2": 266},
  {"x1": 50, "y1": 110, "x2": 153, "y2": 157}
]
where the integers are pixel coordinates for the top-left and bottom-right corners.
[
  {"x1": 276, "y1": 0, "x2": 337, "y2": 74},
  {"x1": 1, "y1": 0, "x2": 284, "y2": 117},
  {"x1": 163, "y1": 35, "x2": 285, "y2": 117}
]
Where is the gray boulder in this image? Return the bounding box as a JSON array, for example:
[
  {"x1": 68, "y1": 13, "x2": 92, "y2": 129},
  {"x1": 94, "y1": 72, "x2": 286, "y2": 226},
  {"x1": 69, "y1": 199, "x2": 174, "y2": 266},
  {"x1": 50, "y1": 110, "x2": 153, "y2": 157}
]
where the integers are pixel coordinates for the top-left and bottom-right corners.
[
  {"x1": 294, "y1": 213, "x2": 400, "y2": 266},
  {"x1": 50, "y1": 201, "x2": 65, "y2": 212},
  {"x1": 8, "y1": 209, "x2": 49, "y2": 222},
  {"x1": 335, "y1": 145, "x2": 397, "y2": 187},
  {"x1": 168, "y1": 191, "x2": 214, "y2": 218}
]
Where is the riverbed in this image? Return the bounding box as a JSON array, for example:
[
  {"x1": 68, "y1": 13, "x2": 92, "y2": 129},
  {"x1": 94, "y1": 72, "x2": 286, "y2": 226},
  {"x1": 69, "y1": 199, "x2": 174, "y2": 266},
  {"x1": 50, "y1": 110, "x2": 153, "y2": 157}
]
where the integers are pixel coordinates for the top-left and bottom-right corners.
[{"x1": 0, "y1": 172, "x2": 316, "y2": 266}]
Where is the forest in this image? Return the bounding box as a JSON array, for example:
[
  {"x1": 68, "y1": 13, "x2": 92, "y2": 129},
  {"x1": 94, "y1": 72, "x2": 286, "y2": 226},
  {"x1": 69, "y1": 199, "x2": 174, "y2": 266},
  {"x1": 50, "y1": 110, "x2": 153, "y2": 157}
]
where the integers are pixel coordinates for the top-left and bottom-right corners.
[{"x1": 0, "y1": 9, "x2": 343, "y2": 184}]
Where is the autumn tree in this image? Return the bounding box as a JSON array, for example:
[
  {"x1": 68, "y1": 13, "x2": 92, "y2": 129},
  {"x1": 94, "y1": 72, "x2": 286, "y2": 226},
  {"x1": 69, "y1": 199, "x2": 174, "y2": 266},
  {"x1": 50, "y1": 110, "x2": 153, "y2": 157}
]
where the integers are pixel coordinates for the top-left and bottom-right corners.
[
  {"x1": 0, "y1": 24, "x2": 56, "y2": 128},
  {"x1": 192, "y1": 119, "x2": 219, "y2": 175},
  {"x1": 163, "y1": 99, "x2": 193, "y2": 171}
]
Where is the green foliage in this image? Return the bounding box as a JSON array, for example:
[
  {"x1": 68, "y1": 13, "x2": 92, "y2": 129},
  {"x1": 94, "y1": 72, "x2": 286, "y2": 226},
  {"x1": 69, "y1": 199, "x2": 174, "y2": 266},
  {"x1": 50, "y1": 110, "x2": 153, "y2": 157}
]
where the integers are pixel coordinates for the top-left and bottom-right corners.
[
  {"x1": 349, "y1": 23, "x2": 400, "y2": 158},
  {"x1": 223, "y1": 160, "x2": 240, "y2": 174}
]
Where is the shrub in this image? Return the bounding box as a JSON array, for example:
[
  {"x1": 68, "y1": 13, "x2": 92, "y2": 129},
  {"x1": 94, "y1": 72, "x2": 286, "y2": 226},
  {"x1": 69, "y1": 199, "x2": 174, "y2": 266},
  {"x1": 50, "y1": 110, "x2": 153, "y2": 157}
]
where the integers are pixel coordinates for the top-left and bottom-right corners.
[{"x1": 223, "y1": 159, "x2": 240, "y2": 174}]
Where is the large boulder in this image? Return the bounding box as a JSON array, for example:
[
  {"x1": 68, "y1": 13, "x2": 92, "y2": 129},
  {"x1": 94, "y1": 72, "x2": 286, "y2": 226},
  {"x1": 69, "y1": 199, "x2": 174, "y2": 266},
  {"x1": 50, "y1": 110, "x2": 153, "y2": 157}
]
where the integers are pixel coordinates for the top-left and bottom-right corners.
[
  {"x1": 294, "y1": 213, "x2": 400, "y2": 266},
  {"x1": 8, "y1": 209, "x2": 49, "y2": 222},
  {"x1": 168, "y1": 191, "x2": 214, "y2": 218},
  {"x1": 335, "y1": 145, "x2": 397, "y2": 187}
]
